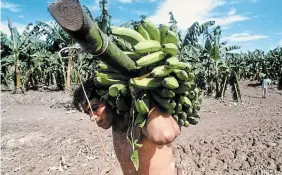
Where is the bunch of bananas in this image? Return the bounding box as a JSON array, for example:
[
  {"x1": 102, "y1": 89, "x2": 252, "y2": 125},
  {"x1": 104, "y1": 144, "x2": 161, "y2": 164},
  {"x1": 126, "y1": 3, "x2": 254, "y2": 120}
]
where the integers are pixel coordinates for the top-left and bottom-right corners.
[{"x1": 93, "y1": 19, "x2": 202, "y2": 128}]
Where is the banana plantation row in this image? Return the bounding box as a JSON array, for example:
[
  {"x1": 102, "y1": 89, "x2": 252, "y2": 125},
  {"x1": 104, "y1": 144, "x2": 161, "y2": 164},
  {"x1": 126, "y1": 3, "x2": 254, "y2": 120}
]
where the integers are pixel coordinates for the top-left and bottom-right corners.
[{"x1": 1, "y1": 2, "x2": 281, "y2": 102}]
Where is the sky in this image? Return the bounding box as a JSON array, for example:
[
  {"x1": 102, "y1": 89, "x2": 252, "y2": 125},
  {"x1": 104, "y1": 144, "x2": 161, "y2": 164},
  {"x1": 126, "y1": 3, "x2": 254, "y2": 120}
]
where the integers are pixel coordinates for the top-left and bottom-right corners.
[{"x1": 1, "y1": 0, "x2": 282, "y2": 52}]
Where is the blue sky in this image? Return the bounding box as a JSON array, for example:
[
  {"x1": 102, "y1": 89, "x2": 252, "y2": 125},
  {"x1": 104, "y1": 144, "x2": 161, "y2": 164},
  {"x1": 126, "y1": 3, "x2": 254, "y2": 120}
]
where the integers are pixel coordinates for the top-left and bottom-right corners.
[{"x1": 1, "y1": 0, "x2": 282, "y2": 52}]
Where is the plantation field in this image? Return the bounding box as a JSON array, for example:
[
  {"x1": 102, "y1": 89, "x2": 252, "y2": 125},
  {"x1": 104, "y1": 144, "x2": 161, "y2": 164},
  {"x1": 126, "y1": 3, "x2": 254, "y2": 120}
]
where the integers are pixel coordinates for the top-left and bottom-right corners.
[{"x1": 1, "y1": 81, "x2": 282, "y2": 175}]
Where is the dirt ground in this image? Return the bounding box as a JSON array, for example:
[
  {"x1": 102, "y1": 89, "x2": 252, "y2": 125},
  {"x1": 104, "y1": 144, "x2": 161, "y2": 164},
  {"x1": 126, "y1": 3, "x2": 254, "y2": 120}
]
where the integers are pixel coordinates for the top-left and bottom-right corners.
[{"x1": 1, "y1": 81, "x2": 282, "y2": 175}]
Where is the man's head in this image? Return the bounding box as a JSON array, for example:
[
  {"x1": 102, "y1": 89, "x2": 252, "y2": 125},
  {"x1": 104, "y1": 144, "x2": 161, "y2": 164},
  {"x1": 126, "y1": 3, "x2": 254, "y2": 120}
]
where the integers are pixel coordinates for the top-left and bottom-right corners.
[{"x1": 73, "y1": 79, "x2": 114, "y2": 129}]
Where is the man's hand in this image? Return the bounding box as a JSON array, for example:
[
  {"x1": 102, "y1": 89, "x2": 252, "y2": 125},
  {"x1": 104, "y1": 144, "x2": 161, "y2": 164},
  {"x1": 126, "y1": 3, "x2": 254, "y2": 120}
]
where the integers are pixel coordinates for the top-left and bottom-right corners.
[{"x1": 142, "y1": 105, "x2": 180, "y2": 145}]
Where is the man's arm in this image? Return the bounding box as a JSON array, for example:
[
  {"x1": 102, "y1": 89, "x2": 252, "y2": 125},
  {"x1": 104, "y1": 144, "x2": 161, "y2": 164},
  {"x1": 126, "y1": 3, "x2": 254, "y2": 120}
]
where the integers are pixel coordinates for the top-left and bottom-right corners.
[{"x1": 142, "y1": 105, "x2": 180, "y2": 145}]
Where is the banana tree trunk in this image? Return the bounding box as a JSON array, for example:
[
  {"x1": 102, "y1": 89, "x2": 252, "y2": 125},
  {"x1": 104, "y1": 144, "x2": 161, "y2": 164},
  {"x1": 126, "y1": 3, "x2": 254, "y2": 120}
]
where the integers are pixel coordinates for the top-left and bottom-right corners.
[
  {"x1": 14, "y1": 57, "x2": 21, "y2": 93},
  {"x1": 48, "y1": 0, "x2": 140, "y2": 77},
  {"x1": 65, "y1": 56, "x2": 73, "y2": 91}
]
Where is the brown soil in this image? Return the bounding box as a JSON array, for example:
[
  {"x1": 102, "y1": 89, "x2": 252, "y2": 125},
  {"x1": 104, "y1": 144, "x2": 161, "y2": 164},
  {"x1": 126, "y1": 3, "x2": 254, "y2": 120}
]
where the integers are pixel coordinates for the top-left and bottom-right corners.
[{"x1": 1, "y1": 81, "x2": 282, "y2": 175}]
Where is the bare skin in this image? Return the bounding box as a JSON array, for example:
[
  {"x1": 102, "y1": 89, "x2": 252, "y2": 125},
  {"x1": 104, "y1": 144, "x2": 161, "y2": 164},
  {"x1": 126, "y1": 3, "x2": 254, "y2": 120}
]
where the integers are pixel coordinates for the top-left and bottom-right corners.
[{"x1": 84, "y1": 98, "x2": 180, "y2": 175}]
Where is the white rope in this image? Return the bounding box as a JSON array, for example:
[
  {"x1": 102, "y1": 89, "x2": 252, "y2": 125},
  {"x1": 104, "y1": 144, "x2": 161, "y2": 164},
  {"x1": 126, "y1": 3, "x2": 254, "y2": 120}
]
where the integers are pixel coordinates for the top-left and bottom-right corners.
[{"x1": 58, "y1": 46, "x2": 81, "y2": 59}]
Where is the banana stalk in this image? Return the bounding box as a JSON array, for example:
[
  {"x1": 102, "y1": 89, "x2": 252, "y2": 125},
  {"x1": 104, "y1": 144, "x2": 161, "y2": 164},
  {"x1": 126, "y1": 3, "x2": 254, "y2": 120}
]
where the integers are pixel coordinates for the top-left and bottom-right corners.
[{"x1": 48, "y1": 0, "x2": 140, "y2": 77}]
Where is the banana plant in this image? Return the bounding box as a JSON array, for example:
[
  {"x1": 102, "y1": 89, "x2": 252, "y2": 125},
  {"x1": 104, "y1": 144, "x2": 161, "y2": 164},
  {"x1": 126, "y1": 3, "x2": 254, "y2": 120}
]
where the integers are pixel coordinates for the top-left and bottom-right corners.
[{"x1": 0, "y1": 19, "x2": 35, "y2": 93}]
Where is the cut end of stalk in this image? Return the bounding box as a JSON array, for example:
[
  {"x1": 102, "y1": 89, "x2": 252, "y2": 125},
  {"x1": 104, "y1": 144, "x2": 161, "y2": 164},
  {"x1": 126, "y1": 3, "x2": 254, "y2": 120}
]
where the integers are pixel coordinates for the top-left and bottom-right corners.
[{"x1": 48, "y1": 0, "x2": 84, "y2": 31}]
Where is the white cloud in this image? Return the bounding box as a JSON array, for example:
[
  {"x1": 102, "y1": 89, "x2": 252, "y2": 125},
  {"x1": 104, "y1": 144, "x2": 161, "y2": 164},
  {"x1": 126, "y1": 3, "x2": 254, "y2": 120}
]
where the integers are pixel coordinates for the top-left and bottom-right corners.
[
  {"x1": 149, "y1": 0, "x2": 226, "y2": 30},
  {"x1": 228, "y1": 8, "x2": 236, "y2": 15},
  {"x1": 149, "y1": 0, "x2": 157, "y2": 2},
  {"x1": 148, "y1": 0, "x2": 249, "y2": 30},
  {"x1": 0, "y1": 1, "x2": 21, "y2": 12},
  {"x1": 279, "y1": 40, "x2": 282, "y2": 46},
  {"x1": 276, "y1": 32, "x2": 282, "y2": 35},
  {"x1": 18, "y1": 15, "x2": 24, "y2": 19},
  {"x1": 223, "y1": 32, "x2": 268, "y2": 42},
  {"x1": 0, "y1": 21, "x2": 26, "y2": 36},
  {"x1": 211, "y1": 14, "x2": 248, "y2": 26},
  {"x1": 119, "y1": 0, "x2": 132, "y2": 3}
]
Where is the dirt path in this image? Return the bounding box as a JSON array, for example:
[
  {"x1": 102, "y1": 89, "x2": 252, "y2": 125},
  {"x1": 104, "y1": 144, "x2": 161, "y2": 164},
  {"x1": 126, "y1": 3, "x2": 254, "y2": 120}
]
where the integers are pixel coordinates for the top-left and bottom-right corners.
[{"x1": 1, "y1": 82, "x2": 282, "y2": 175}]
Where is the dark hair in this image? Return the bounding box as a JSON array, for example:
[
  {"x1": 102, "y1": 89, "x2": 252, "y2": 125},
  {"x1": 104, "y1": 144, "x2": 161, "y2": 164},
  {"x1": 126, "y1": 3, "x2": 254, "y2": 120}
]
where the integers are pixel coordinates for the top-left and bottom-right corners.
[{"x1": 72, "y1": 79, "x2": 97, "y2": 112}]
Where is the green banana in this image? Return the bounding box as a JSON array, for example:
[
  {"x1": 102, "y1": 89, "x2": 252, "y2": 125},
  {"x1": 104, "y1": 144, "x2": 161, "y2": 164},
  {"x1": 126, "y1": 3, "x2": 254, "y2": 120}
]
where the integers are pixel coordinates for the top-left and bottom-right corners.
[
  {"x1": 173, "y1": 69, "x2": 189, "y2": 81},
  {"x1": 187, "y1": 117, "x2": 198, "y2": 125},
  {"x1": 163, "y1": 30, "x2": 178, "y2": 45},
  {"x1": 175, "y1": 102, "x2": 182, "y2": 114},
  {"x1": 173, "y1": 82, "x2": 192, "y2": 94},
  {"x1": 134, "y1": 113, "x2": 147, "y2": 128},
  {"x1": 183, "y1": 106, "x2": 193, "y2": 116},
  {"x1": 162, "y1": 43, "x2": 178, "y2": 56},
  {"x1": 107, "y1": 97, "x2": 117, "y2": 108},
  {"x1": 111, "y1": 26, "x2": 145, "y2": 46},
  {"x1": 136, "y1": 51, "x2": 167, "y2": 66},
  {"x1": 175, "y1": 62, "x2": 192, "y2": 71},
  {"x1": 159, "y1": 24, "x2": 169, "y2": 45},
  {"x1": 178, "y1": 119, "x2": 185, "y2": 126},
  {"x1": 179, "y1": 96, "x2": 192, "y2": 108},
  {"x1": 96, "y1": 62, "x2": 114, "y2": 72},
  {"x1": 168, "y1": 109, "x2": 175, "y2": 115},
  {"x1": 188, "y1": 91, "x2": 196, "y2": 100},
  {"x1": 193, "y1": 100, "x2": 201, "y2": 111},
  {"x1": 162, "y1": 76, "x2": 179, "y2": 89},
  {"x1": 184, "y1": 121, "x2": 190, "y2": 127},
  {"x1": 154, "y1": 88, "x2": 175, "y2": 98},
  {"x1": 130, "y1": 78, "x2": 162, "y2": 89},
  {"x1": 173, "y1": 115, "x2": 179, "y2": 122},
  {"x1": 100, "y1": 94, "x2": 109, "y2": 102},
  {"x1": 141, "y1": 19, "x2": 161, "y2": 42},
  {"x1": 94, "y1": 77, "x2": 126, "y2": 87},
  {"x1": 165, "y1": 56, "x2": 179, "y2": 69},
  {"x1": 113, "y1": 37, "x2": 133, "y2": 51},
  {"x1": 136, "y1": 23, "x2": 150, "y2": 40},
  {"x1": 96, "y1": 89, "x2": 108, "y2": 97},
  {"x1": 135, "y1": 93, "x2": 150, "y2": 114},
  {"x1": 109, "y1": 84, "x2": 126, "y2": 97},
  {"x1": 150, "y1": 65, "x2": 172, "y2": 78},
  {"x1": 95, "y1": 71, "x2": 128, "y2": 80},
  {"x1": 187, "y1": 72, "x2": 195, "y2": 82},
  {"x1": 150, "y1": 91, "x2": 176, "y2": 110},
  {"x1": 120, "y1": 86, "x2": 130, "y2": 97},
  {"x1": 116, "y1": 95, "x2": 130, "y2": 111},
  {"x1": 179, "y1": 112, "x2": 187, "y2": 121},
  {"x1": 133, "y1": 40, "x2": 162, "y2": 54},
  {"x1": 123, "y1": 51, "x2": 142, "y2": 60}
]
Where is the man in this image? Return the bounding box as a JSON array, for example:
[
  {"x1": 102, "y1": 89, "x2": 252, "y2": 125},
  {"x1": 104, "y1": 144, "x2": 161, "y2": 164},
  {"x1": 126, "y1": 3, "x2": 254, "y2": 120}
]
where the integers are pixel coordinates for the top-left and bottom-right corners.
[
  {"x1": 261, "y1": 75, "x2": 271, "y2": 99},
  {"x1": 73, "y1": 79, "x2": 181, "y2": 175}
]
